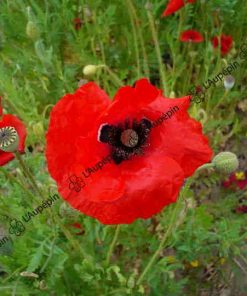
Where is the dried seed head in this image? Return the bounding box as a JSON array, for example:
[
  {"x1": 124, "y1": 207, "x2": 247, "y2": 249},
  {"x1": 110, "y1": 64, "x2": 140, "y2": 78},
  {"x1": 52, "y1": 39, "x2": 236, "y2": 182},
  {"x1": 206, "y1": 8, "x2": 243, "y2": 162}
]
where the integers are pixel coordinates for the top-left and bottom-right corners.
[
  {"x1": 120, "y1": 129, "x2": 139, "y2": 148},
  {"x1": 0, "y1": 126, "x2": 19, "y2": 152},
  {"x1": 224, "y1": 75, "x2": 235, "y2": 90}
]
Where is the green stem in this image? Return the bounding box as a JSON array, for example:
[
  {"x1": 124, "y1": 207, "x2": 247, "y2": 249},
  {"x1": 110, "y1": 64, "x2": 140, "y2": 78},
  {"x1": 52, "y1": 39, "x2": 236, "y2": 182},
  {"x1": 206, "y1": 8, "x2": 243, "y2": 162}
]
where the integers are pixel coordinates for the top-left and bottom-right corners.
[
  {"x1": 126, "y1": 0, "x2": 141, "y2": 77},
  {"x1": 0, "y1": 167, "x2": 39, "y2": 203},
  {"x1": 178, "y1": 10, "x2": 183, "y2": 37},
  {"x1": 14, "y1": 151, "x2": 44, "y2": 200},
  {"x1": 104, "y1": 66, "x2": 123, "y2": 87},
  {"x1": 126, "y1": 0, "x2": 150, "y2": 77},
  {"x1": 98, "y1": 42, "x2": 112, "y2": 96},
  {"x1": 136, "y1": 179, "x2": 192, "y2": 286},
  {"x1": 195, "y1": 163, "x2": 214, "y2": 173},
  {"x1": 5, "y1": 155, "x2": 88, "y2": 261},
  {"x1": 40, "y1": 236, "x2": 57, "y2": 273},
  {"x1": 212, "y1": 90, "x2": 229, "y2": 113},
  {"x1": 106, "y1": 225, "x2": 121, "y2": 265},
  {"x1": 146, "y1": 9, "x2": 168, "y2": 94},
  {"x1": 51, "y1": 203, "x2": 89, "y2": 260}
]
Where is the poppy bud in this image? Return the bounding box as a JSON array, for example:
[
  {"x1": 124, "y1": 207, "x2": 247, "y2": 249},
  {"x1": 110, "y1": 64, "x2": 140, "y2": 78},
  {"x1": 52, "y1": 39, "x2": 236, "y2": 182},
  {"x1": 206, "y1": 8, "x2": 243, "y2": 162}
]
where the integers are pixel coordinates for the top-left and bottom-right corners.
[
  {"x1": 0, "y1": 126, "x2": 19, "y2": 152},
  {"x1": 32, "y1": 122, "x2": 44, "y2": 138},
  {"x1": 83, "y1": 65, "x2": 98, "y2": 76},
  {"x1": 26, "y1": 21, "x2": 39, "y2": 40},
  {"x1": 212, "y1": 152, "x2": 239, "y2": 174},
  {"x1": 224, "y1": 75, "x2": 235, "y2": 90}
]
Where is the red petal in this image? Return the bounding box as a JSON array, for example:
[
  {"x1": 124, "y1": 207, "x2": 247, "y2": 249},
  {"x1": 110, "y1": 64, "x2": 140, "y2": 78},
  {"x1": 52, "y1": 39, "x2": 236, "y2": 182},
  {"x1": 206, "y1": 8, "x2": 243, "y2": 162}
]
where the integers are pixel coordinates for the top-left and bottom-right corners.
[
  {"x1": 221, "y1": 35, "x2": 233, "y2": 55},
  {"x1": 59, "y1": 153, "x2": 184, "y2": 224},
  {"x1": 211, "y1": 34, "x2": 233, "y2": 55},
  {"x1": 237, "y1": 179, "x2": 247, "y2": 189},
  {"x1": 150, "y1": 107, "x2": 213, "y2": 177},
  {"x1": 0, "y1": 114, "x2": 27, "y2": 166},
  {"x1": 180, "y1": 30, "x2": 204, "y2": 43},
  {"x1": 100, "y1": 78, "x2": 161, "y2": 124},
  {"x1": 162, "y1": 0, "x2": 195, "y2": 17},
  {"x1": 211, "y1": 36, "x2": 219, "y2": 48},
  {"x1": 0, "y1": 150, "x2": 15, "y2": 166},
  {"x1": 46, "y1": 82, "x2": 111, "y2": 181},
  {"x1": 106, "y1": 79, "x2": 212, "y2": 176},
  {"x1": 46, "y1": 79, "x2": 212, "y2": 224}
]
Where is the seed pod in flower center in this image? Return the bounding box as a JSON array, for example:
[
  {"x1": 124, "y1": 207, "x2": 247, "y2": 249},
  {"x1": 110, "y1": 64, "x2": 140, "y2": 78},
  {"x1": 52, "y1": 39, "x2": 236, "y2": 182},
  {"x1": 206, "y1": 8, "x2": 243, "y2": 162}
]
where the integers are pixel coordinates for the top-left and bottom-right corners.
[
  {"x1": 0, "y1": 126, "x2": 19, "y2": 152},
  {"x1": 120, "y1": 129, "x2": 139, "y2": 148},
  {"x1": 98, "y1": 118, "x2": 152, "y2": 164}
]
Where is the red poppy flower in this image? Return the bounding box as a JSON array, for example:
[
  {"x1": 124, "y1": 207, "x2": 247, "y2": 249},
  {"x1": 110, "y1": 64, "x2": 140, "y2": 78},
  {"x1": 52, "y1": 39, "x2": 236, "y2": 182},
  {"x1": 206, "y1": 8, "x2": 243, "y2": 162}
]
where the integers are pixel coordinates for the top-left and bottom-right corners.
[
  {"x1": 162, "y1": 0, "x2": 195, "y2": 17},
  {"x1": 0, "y1": 99, "x2": 27, "y2": 166},
  {"x1": 211, "y1": 34, "x2": 233, "y2": 55},
  {"x1": 46, "y1": 79, "x2": 213, "y2": 224},
  {"x1": 73, "y1": 18, "x2": 83, "y2": 30},
  {"x1": 223, "y1": 171, "x2": 247, "y2": 190},
  {"x1": 180, "y1": 30, "x2": 204, "y2": 43}
]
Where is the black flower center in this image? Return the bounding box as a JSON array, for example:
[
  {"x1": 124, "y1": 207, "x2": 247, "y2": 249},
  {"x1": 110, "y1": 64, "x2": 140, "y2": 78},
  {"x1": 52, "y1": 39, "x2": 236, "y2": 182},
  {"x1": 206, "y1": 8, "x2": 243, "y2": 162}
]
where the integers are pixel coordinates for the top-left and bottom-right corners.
[{"x1": 98, "y1": 118, "x2": 152, "y2": 164}]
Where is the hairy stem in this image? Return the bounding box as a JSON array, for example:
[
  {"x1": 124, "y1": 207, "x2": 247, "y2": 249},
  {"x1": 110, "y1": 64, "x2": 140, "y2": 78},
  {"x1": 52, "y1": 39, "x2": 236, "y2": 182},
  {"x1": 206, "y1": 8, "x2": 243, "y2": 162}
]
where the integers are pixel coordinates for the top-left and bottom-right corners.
[
  {"x1": 106, "y1": 225, "x2": 121, "y2": 265},
  {"x1": 146, "y1": 9, "x2": 169, "y2": 94},
  {"x1": 126, "y1": 0, "x2": 141, "y2": 77},
  {"x1": 14, "y1": 152, "x2": 44, "y2": 200},
  {"x1": 136, "y1": 179, "x2": 192, "y2": 285}
]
